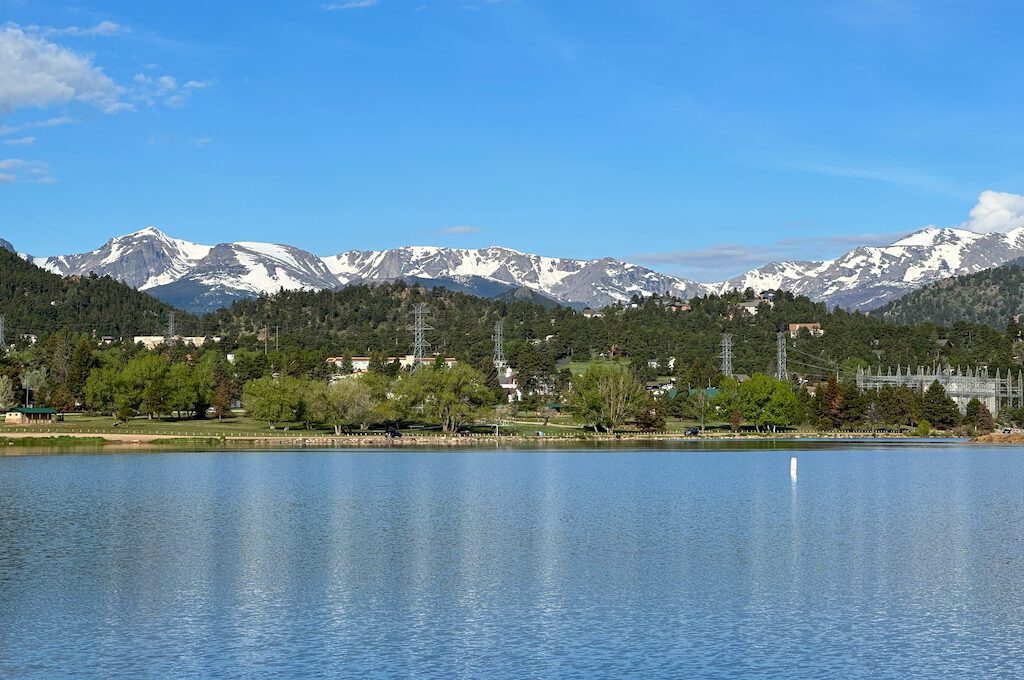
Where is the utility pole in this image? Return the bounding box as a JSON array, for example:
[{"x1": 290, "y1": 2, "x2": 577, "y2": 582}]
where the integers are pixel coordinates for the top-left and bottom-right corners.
[
  {"x1": 0, "y1": 313, "x2": 6, "y2": 354},
  {"x1": 264, "y1": 325, "x2": 268, "y2": 356},
  {"x1": 776, "y1": 331, "x2": 788, "y2": 381},
  {"x1": 409, "y1": 303, "x2": 432, "y2": 371},
  {"x1": 720, "y1": 333, "x2": 733, "y2": 379},
  {"x1": 275, "y1": 325, "x2": 280, "y2": 352},
  {"x1": 493, "y1": 318, "x2": 506, "y2": 369}
]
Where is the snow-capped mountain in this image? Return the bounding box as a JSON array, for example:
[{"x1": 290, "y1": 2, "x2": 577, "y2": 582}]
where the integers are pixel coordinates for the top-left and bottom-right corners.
[
  {"x1": 9, "y1": 222, "x2": 1024, "y2": 313},
  {"x1": 717, "y1": 226, "x2": 1024, "y2": 309},
  {"x1": 17, "y1": 228, "x2": 707, "y2": 312},
  {"x1": 324, "y1": 246, "x2": 707, "y2": 309},
  {"x1": 34, "y1": 227, "x2": 212, "y2": 289}
]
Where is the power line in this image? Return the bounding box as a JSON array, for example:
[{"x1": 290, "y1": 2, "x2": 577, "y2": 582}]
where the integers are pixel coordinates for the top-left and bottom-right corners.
[
  {"x1": 493, "y1": 318, "x2": 506, "y2": 369},
  {"x1": 720, "y1": 333, "x2": 733, "y2": 378},
  {"x1": 409, "y1": 303, "x2": 432, "y2": 371},
  {"x1": 776, "y1": 331, "x2": 788, "y2": 381}
]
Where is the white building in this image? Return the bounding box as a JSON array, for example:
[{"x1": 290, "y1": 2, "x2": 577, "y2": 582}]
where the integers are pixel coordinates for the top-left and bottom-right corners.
[{"x1": 325, "y1": 354, "x2": 458, "y2": 373}]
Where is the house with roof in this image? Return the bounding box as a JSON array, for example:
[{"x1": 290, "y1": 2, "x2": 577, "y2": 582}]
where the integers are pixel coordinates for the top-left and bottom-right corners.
[
  {"x1": 789, "y1": 322, "x2": 824, "y2": 338},
  {"x1": 4, "y1": 407, "x2": 57, "y2": 425}
]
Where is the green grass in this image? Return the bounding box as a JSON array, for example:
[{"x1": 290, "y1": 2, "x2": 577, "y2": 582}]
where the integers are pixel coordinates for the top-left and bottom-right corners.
[
  {"x1": 565, "y1": 357, "x2": 631, "y2": 375},
  {"x1": 0, "y1": 413, "x2": 331, "y2": 438},
  {"x1": 1, "y1": 435, "x2": 108, "y2": 447}
]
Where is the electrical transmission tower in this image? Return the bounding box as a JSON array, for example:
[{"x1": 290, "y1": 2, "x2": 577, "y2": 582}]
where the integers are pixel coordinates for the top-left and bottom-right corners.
[
  {"x1": 776, "y1": 331, "x2": 788, "y2": 381},
  {"x1": 409, "y1": 303, "x2": 432, "y2": 371},
  {"x1": 493, "y1": 319, "x2": 506, "y2": 369},
  {"x1": 720, "y1": 333, "x2": 733, "y2": 378},
  {"x1": 0, "y1": 314, "x2": 6, "y2": 353},
  {"x1": 165, "y1": 311, "x2": 176, "y2": 342}
]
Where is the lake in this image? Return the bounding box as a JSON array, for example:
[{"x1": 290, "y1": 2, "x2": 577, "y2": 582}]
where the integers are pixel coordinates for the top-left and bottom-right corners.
[{"x1": 1, "y1": 442, "x2": 1022, "y2": 678}]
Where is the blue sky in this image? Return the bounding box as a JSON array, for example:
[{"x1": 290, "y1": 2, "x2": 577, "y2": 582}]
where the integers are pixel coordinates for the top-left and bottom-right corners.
[{"x1": 2, "y1": 0, "x2": 1024, "y2": 280}]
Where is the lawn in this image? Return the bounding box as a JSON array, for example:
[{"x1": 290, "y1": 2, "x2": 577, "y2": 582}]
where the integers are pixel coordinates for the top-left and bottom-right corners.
[
  {"x1": 0, "y1": 413, "x2": 333, "y2": 438},
  {"x1": 565, "y1": 357, "x2": 632, "y2": 375}
]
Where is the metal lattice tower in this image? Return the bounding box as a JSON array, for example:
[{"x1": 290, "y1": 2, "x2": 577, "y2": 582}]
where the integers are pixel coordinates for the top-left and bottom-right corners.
[
  {"x1": 776, "y1": 331, "x2": 788, "y2": 381},
  {"x1": 0, "y1": 314, "x2": 6, "y2": 353},
  {"x1": 409, "y1": 303, "x2": 432, "y2": 370},
  {"x1": 857, "y1": 364, "x2": 1024, "y2": 416},
  {"x1": 166, "y1": 311, "x2": 176, "y2": 342},
  {"x1": 493, "y1": 319, "x2": 506, "y2": 369},
  {"x1": 720, "y1": 333, "x2": 733, "y2": 378}
]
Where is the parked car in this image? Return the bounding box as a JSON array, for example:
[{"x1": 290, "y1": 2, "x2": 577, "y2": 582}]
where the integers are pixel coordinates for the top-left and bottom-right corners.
[
  {"x1": 685, "y1": 427, "x2": 701, "y2": 436},
  {"x1": 384, "y1": 428, "x2": 402, "y2": 438}
]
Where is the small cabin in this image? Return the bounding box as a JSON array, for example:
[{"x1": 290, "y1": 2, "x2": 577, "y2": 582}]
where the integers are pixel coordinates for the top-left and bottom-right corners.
[{"x1": 4, "y1": 407, "x2": 57, "y2": 425}]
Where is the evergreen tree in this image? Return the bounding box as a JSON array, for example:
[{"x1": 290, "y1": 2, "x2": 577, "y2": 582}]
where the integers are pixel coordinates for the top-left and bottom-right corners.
[
  {"x1": 0, "y1": 375, "x2": 15, "y2": 410},
  {"x1": 813, "y1": 376, "x2": 843, "y2": 429},
  {"x1": 211, "y1": 358, "x2": 235, "y2": 420},
  {"x1": 922, "y1": 380, "x2": 960, "y2": 430}
]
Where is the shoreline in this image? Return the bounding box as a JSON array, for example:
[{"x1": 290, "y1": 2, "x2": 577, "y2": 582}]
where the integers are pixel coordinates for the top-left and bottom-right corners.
[{"x1": 0, "y1": 429, "x2": 968, "y2": 452}]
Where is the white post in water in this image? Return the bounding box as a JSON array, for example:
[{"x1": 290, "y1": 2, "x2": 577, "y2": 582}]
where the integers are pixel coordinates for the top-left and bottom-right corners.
[{"x1": 790, "y1": 456, "x2": 797, "y2": 481}]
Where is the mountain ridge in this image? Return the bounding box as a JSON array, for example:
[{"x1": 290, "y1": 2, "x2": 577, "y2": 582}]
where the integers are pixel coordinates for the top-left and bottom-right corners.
[{"x1": 10, "y1": 223, "x2": 1024, "y2": 313}]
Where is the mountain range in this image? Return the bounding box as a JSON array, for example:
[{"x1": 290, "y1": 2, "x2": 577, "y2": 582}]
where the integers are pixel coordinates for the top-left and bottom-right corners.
[{"x1": 11, "y1": 224, "x2": 1024, "y2": 313}]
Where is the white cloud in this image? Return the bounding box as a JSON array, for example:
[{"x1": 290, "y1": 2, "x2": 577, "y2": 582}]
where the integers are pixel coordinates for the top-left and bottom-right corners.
[
  {"x1": 0, "y1": 115, "x2": 73, "y2": 136},
  {"x1": 2, "y1": 136, "x2": 35, "y2": 146},
  {"x1": 323, "y1": 0, "x2": 379, "y2": 9},
  {"x1": 34, "y1": 21, "x2": 124, "y2": 38},
  {"x1": 0, "y1": 158, "x2": 54, "y2": 183},
  {"x1": 782, "y1": 160, "x2": 967, "y2": 198},
  {"x1": 0, "y1": 24, "x2": 126, "y2": 113},
  {"x1": 133, "y1": 73, "x2": 210, "y2": 107},
  {"x1": 441, "y1": 225, "x2": 481, "y2": 234},
  {"x1": 958, "y1": 190, "x2": 1024, "y2": 234}
]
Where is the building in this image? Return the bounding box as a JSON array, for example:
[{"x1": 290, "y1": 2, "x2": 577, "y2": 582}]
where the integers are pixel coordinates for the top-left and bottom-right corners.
[
  {"x1": 665, "y1": 303, "x2": 691, "y2": 313},
  {"x1": 4, "y1": 407, "x2": 57, "y2": 425},
  {"x1": 498, "y1": 366, "x2": 522, "y2": 402},
  {"x1": 325, "y1": 355, "x2": 457, "y2": 373},
  {"x1": 582, "y1": 307, "x2": 603, "y2": 319},
  {"x1": 133, "y1": 336, "x2": 221, "y2": 350},
  {"x1": 789, "y1": 323, "x2": 824, "y2": 338},
  {"x1": 738, "y1": 300, "x2": 771, "y2": 316}
]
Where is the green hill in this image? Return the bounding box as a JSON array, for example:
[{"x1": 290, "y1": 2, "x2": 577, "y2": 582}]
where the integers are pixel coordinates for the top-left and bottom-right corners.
[
  {"x1": 0, "y1": 247, "x2": 198, "y2": 341},
  {"x1": 872, "y1": 259, "x2": 1024, "y2": 328}
]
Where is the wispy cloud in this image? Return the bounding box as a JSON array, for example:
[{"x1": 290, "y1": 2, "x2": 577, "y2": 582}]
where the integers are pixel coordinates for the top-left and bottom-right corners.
[
  {"x1": 0, "y1": 158, "x2": 55, "y2": 184},
  {"x1": 3, "y1": 136, "x2": 36, "y2": 147},
  {"x1": 132, "y1": 74, "x2": 213, "y2": 108},
  {"x1": 0, "y1": 116, "x2": 74, "y2": 136},
  {"x1": 631, "y1": 229, "x2": 910, "y2": 280},
  {"x1": 323, "y1": 0, "x2": 379, "y2": 10},
  {"x1": 31, "y1": 21, "x2": 125, "y2": 38},
  {"x1": 780, "y1": 161, "x2": 969, "y2": 198},
  {"x1": 440, "y1": 225, "x2": 481, "y2": 235}
]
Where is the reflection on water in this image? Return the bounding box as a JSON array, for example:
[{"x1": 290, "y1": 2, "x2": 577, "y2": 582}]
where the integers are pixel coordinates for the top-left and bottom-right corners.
[{"x1": 1, "y1": 444, "x2": 1023, "y2": 678}]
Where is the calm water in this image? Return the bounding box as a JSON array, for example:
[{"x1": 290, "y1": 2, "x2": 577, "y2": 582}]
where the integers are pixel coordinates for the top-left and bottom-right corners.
[{"x1": 1, "y1": 443, "x2": 1023, "y2": 678}]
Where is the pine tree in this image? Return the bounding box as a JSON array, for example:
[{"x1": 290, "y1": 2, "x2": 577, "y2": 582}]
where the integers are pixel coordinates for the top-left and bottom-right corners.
[
  {"x1": 211, "y1": 359, "x2": 234, "y2": 420},
  {"x1": 922, "y1": 380, "x2": 960, "y2": 430}
]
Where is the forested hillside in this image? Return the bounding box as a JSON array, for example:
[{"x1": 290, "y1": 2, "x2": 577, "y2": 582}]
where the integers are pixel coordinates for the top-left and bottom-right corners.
[
  {"x1": 873, "y1": 259, "x2": 1024, "y2": 327},
  {"x1": 0, "y1": 247, "x2": 198, "y2": 341},
  {"x1": 4, "y1": 246, "x2": 1021, "y2": 382},
  {"x1": 205, "y1": 283, "x2": 1021, "y2": 381}
]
